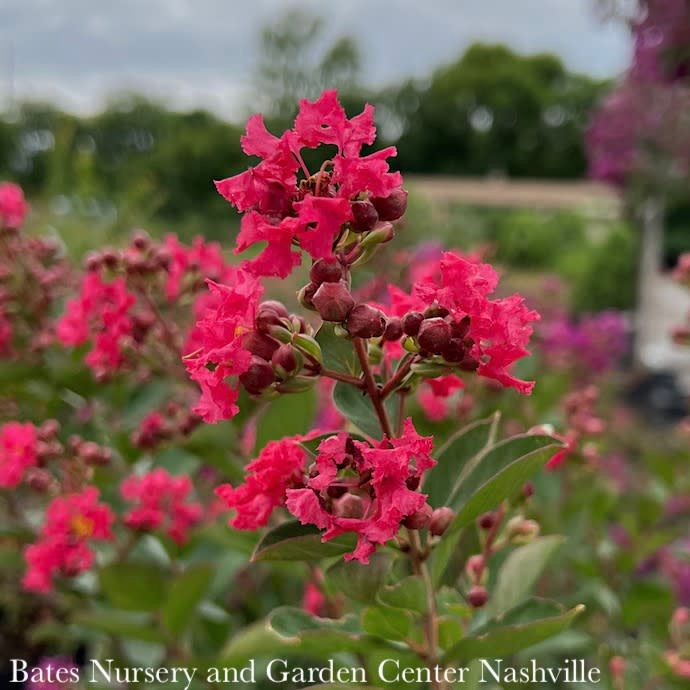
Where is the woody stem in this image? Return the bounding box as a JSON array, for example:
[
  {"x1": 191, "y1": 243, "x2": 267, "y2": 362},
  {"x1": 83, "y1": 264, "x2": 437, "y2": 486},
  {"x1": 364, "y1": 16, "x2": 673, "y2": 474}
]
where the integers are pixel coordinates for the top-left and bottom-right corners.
[{"x1": 352, "y1": 337, "x2": 393, "y2": 438}]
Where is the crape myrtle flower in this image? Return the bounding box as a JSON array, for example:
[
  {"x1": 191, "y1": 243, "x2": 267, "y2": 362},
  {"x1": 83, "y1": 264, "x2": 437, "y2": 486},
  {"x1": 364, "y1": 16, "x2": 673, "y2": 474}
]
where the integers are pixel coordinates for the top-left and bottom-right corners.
[
  {"x1": 215, "y1": 420, "x2": 436, "y2": 564},
  {"x1": 0, "y1": 182, "x2": 29, "y2": 229},
  {"x1": 57, "y1": 231, "x2": 235, "y2": 380},
  {"x1": 0, "y1": 421, "x2": 39, "y2": 488},
  {"x1": 23, "y1": 487, "x2": 114, "y2": 592},
  {"x1": 215, "y1": 90, "x2": 405, "y2": 278},
  {"x1": 121, "y1": 468, "x2": 203, "y2": 544},
  {"x1": 388, "y1": 251, "x2": 540, "y2": 394}
]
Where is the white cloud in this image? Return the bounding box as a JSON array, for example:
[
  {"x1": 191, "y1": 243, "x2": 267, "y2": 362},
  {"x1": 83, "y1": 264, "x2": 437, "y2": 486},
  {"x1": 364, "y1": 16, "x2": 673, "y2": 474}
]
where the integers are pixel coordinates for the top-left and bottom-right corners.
[{"x1": 0, "y1": 0, "x2": 631, "y2": 117}]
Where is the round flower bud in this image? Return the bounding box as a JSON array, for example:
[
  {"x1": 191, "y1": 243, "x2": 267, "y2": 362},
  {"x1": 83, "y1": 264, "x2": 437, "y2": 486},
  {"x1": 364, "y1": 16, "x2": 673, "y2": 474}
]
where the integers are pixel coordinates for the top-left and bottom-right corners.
[
  {"x1": 403, "y1": 502, "x2": 433, "y2": 530},
  {"x1": 451, "y1": 315, "x2": 471, "y2": 340},
  {"x1": 298, "y1": 282, "x2": 319, "y2": 311},
  {"x1": 424, "y1": 303, "x2": 449, "y2": 319},
  {"x1": 334, "y1": 493, "x2": 365, "y2": 519},
  {"x1": 310, "y1": 257, "x2": 344, "y2": 285},
  {"x1": 243, "y1": 331, "x2": 280, "y2": 361},
  {"x1": 132, "y1": 230, "x2": 150, "y2": 250},
  {"x1": 522, "y1": 482, "x2": 535, "y2": 499},
  {"x1": 405, "y1": 475, "x2": 420, "y2": 491},
  {"x1": 351, "y1": 199, "x2": 379, "y2": 232},
  {"x1": 466, "y1": 554, "x2": 485, "y2": 579},
  {"x1": 478, "y1": 511, "x2": 496, "y2": 530},
  {"x1": 25, "y1": 467, "x2": 53, "y2": 492},
  {"x1": 459, "y1": 355, "x2": 479, "y2": 372},
  {"x1": 271, "y1": 344, "x2": 299, "y2": 375},
  {"x1": 260, "y1": 300, "x2": 289, "y2": 318},
  {"x1": 39, "y1": 419, "x2": 60, "y2": 440},
  {"x1": 441, "y1": 338, "x2": 465, "y2": 363},
  {"x1": 372, "y1": 188, "x2": 408, "y2": 221},
  {"x1": 430, "y1": 507, "x2": 455, "y2": 536},
  {"x1": 468, "y1": 585, "x2": 489, "y2": 609},
  {"x1": 383, "y1": 316, "x2": 403, "y2": 342},
  {"x1": 417, "y1": 317, "x2": 451, "y2": 354},
  {"x1": 313, "y1": 281, "x2": 354, "y2": 322},
  {"x1": 239, "y1": 356, "x2": 275, "y2": 394},
  {"x1": 347, "y1": 304, "x2": 386, "y2": 339},
  {"x1": 402, "y1": 311, "x2": 424, "y2": 336}
]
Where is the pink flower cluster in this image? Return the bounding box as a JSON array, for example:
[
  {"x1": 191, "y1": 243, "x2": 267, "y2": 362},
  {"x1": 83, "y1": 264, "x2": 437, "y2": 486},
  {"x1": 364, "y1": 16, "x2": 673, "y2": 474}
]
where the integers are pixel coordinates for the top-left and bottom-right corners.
[
  {"x1": 216, "y1": 420, "x2": 436, "y2": 564},
  {"x1": 0, "y1": 421, "x2": 38, "y2": 488},
  {"x1": 23, "y1": 487, "x2": 114, "y2": 592},
  {"x1": 388, "y1": 251, "x2": 539, "y2": 394},
  {"x1": 216, "y1": 90, "x2": 403, "y2": 278},
  {"x1": 0, "y1": 182, "x2": 29, "y2": 229},
  {"x1": 121, "y1": 468, "x2": 203, "y2": 544},
  {"x1": 57, "y1": 232, "x2": 233, "y2": 379}
]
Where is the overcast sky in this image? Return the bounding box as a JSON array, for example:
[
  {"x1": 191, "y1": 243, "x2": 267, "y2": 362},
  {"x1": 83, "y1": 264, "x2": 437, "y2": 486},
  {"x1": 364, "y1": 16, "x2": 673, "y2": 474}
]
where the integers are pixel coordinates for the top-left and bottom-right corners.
[{"x1": 0, "y1": 0, "x2": 631, "y2": 120}]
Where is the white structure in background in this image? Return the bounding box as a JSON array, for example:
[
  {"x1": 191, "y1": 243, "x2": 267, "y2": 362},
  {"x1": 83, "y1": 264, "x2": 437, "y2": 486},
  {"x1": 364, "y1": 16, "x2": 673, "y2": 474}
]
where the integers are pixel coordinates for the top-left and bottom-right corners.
[{"x1": 636, "y1": 199, "x2": 690, "y2": 392}]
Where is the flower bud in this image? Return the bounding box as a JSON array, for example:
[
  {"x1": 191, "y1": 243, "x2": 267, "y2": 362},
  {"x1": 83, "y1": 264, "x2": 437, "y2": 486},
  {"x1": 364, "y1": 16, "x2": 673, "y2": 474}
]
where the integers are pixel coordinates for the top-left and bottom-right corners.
[
  {"x1": 132, "y1": 230, "x2": 150, "y2": 250},
  {"x1": 313, "y1": 281, "x2": 354, "y2": 322},
  {"x1": 417, "y1": 317, "x2": 451, "y2": 354},
  {"x1": 372, "y1": 188, "x2": 408, "y2": 221},
  {"x1": 459, "y1": 355, "x2": 479, "y2": 372},
  {"x1": 351, "y1": 199, "x2": 379, "y2": 232},
  {"x1": 298, "y1": 282, "x2": 319, "y2": 311},
  {"x1": 468, "y1": 585, "x2": 489, "y2": 609},
  {"x1": 383, "y1": 316, "x2": 403, "y2": 342},
  {"x1": 271, "y1": 344, "x2": 300, "y2": 375},
  {"x1": 478, "y1": 511, "x2": 496, "y2": 530},
  {"x1": 239, "y1": 356, "x2": 275, "y2": 394},
  {"x1": 451, "y1": 316, "x2": 471, "y2": 340},
  {"x1": 38, "y1": 419, "x2": 60, "y2": 440},
  {"x1": 334, "y1": 493, "x2": 365, "y2": 519},
  {"x1": 403, "y1": 502, "x2": 433, "y2": 530},
  {"x1": 260, "y1": 300, "x2": 289, "y2": 318},
  {"x1": 25, "y1": 467, "x2": 53, "y2": 492},
  {"x1": 405, "y1": 476, "x2": 420, "y2": 491},
  {"x1": 310, "y1": 257, "x2": 345, "y2": 285},
  {"x1": 359, "y1": 223, "x2": 395, "y2": 249},
  {"x1": 243, "y1": 331, "x2": 280, "y2": 361},
  {"x1": 347, "y1": 304, "x2": 386, "y2": 339},
  {"x1": 466, "y1": 554, "x2": 485, "y2": 580},
  {"x1": 402, "y1": 311, "x2": 424, "y2": 336},
  {"x1": 424, "y1": 304, "x2": 449, "y2": 319},
  {"x1": 441, "y1": 338, "x2": 465, "y2": 363},
  {"x1": 507, "y1": 517, "x2": 540, "y2": 543},
  {"x1": 256, "y1": 301, "x2": 289, "y2": 332},
  {"x1": 430, "y1": 507, "x2": 455, "y2": 536}
]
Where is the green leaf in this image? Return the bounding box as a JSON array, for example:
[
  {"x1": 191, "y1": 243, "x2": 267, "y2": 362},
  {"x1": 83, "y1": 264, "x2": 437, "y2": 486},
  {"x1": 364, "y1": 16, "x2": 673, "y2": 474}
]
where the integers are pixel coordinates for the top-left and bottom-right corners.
[
  {"x1": 442, "y1": 604, "x2": 585, "y2": 663},
  {"x1": 431, "y1": 436, "x2": 560, "y2": 585},
  {"x1": 326, "y1": 552, "x2": 393, "y2": 603},
  {"x1": 450, "y1": 434, "x2": 558, "y2": 512},
  {"x1": 254, "y1": 388, "x2": 317, "y2": 452},
  {"x1": 252, "y1": 521, "x2": 356, "y2": 562},
  {"x1": 74, "y1": 610, "x2": 166, "y2": 643},
  {"x1": 99, "y1": 563, "x2": 167, "y2": 611},
  {"x1": 489, "y1": 536, "x2": 565, "y2": 616},
  {"x1": 333, "y1": 381, "x2": 397, "y2": 439},
  {"x1": 316, "y1": 323, "x2": 361, "y2": 376},
  {"x1": 362, "y1": 606, "x2": 412, "y2": 641},
  {"x1": 162, "y1": 564, "x2": 214, "y2": 635},
  {"x1": 426, "y1": 414, "x2": 499, "y2": 509},
  {"x1": 377, "y1": 576, "x2": 427, "y2": 614}
]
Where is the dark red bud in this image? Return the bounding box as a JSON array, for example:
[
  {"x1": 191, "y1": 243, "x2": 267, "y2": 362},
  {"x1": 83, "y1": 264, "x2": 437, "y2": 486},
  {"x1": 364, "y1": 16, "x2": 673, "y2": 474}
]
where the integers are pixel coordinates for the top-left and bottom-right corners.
[
  {"x1": 25, "y1": 467, "x2": 52, "y2": 492},
  {"x1": 242, "y1": 331, "x2": 280, "y2": 361},
  {"x1": 423, "y1": 303, "x2": 450, "y2": 319},
  {"x1": 350, "y1": 199, "x2": 379, "y2": 232},
  {"x1": 371, "y1": 188, "x2": 408, "y2": 221},
  {"x1": 132, "y1": 230, "x2": 150, "y2": 250},
  {"x1": 271, "y1": 344, "x2": 298, "y2": 374},
  {"x1": 347, "y1": 304, "x2": 386, "y2": 339},
  {"x1": 85, "y1": 253, "x2": 102, "y2": 272},
  {"x1": 383, "y1": 316, "x2": 403, "y2": 342},
  {"x1": 298, "y1": 282, "x2": 319, "y2": 310},
  {"x1": 468, "y1": 585, "x2": 489, "y2": 609},
  {"x1": 334, "y1": 493, "x2": 365, "y2": 519},
  {"x1": 478, "y1": 511, "x2": 496, "y2": 530},
  {"x1": 239, "y1": 356, "x2": 275, "y2": 394},
  {"x1": 523, "y1": 482, "x2": 535, "y2": 499},
  {"x1": 459, "y1": 355, "x2": 479, "y2": 372},
  {"x1": 451, "y1": 316, "x2": 471, "y2": 340},
  {"x1": 256, "y1": 308, "x2": 285, "y2": 333},
  {"x1": 441, "y1": 338, "x2": 466, "y2": 363},
  {"x1": 417, "y1": 317, "x2": 452, "y2": 354},
  {"x1": 260, "y1": 299, "x2": 289, "y2": 318},
  {"x1": 430, "y1": 507, "x2": 455, "y2": 536},
  {"x1": 405, "y1": 475, "x2": 420, "y2": 491},
  {"x1": 402, "y1": 311, "x2": 424, "y2": 336},
  {"x1": 38, "y1": 419, "x2": 60, "y2": 440},
  {"x1": 312, "y1": 281, "x2": 354, "y2": 322},
  {"x1": 310, "y1": 257, "x2": 344, "y2": 285},
  {"x1": 403, "y1": 502, "x2": 433, "y2": 530}
]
